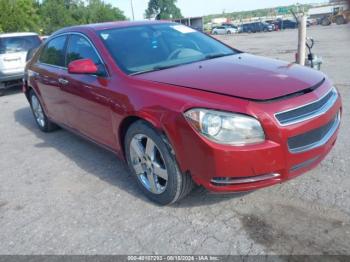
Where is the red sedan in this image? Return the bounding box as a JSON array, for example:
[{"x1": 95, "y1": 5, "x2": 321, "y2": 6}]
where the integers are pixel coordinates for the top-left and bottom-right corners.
[{"x1": 24, "y1": 21, "x2": 342, "y2": 205}]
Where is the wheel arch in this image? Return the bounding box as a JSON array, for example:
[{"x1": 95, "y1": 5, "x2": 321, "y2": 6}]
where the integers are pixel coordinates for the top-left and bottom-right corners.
[
  {"x1": 24, "y1": 83, "x2": 33, "y2": 102},
  {"x1": 118, "y1": 113, "x2": 171, "y2": 159}
]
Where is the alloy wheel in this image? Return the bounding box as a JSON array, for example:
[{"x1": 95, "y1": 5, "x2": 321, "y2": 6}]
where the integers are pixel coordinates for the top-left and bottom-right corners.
[
  {"x1": 129, "y1": 134, "x2": 168, "y2": 194},
  {"x1": 31, "y1": 95, "x2": 45, "y2": 128}
]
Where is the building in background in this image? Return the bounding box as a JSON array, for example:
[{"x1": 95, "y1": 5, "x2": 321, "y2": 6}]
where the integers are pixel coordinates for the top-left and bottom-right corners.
[
  {"x1": 172, "y1": 17, "x2": 204, "y2": 31},
  {"x1": 308, "y1": 0, "x2": 349, "y2": 19}
]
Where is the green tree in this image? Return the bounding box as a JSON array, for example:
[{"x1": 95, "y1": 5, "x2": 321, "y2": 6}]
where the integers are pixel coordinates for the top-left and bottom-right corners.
[
  {"x1": 38, "y1": 0, "x2": 126, "y2": 34},
  {"x1": 145, "y1": 0, "x2": 182, "y2": 19},
  {"x1": 38, "y1": 0, "x2": 78, "y2": 34},
  {"x1": 84, "y1": 0, "x2": 126, "y2": 24},
  {"x1": 0, "y1": 0, "x2": 40, "y2": 32}
]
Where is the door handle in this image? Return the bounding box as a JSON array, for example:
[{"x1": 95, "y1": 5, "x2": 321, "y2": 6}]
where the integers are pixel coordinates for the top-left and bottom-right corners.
[{"x1": 58, "y1": 78, "x2": 69, "y2": 85}]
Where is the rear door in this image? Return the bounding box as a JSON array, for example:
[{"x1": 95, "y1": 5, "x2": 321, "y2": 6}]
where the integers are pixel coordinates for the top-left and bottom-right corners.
[
  {"x1": 33, "y1": 35, "x2": 68, "y2": 124},
  {"x1": 59, "y1": 33, "x2": 115, "y2": 147}
]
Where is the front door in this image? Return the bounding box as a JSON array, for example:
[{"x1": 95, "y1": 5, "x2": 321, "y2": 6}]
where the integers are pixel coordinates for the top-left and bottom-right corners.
[{"x1": 59, "y1": 34, "x2": 116, "y2": 148}]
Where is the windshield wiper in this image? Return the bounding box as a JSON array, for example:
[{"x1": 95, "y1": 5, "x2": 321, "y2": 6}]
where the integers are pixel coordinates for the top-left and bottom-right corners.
[
  {"x1": 153, "y1": 64, "x2": 180, "y2": 71},
  {"x1": 204, "y1": 53, "x2": 234, "y2": 60},
  {"x1": 130, "y1": 63, "x2": 185, "y2": 76}
]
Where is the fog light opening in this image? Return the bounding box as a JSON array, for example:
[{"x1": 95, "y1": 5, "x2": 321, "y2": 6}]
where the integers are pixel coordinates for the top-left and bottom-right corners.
[{"x1": 211, "y1": 173, "x2": 281, "y2": 185}]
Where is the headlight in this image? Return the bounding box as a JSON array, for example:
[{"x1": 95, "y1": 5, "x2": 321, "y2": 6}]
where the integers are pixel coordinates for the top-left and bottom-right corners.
[{"x1": 184, "y1": 109, "x2": 265, "y2": 145}]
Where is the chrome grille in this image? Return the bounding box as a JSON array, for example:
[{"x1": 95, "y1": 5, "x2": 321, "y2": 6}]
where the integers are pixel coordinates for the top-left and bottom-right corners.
[
  {"x1": 288, "y1": 112, "x2": 340, "y2": 154},
  {"x1": 275, "y1": 87, "x2": 338, "y2": 126}
]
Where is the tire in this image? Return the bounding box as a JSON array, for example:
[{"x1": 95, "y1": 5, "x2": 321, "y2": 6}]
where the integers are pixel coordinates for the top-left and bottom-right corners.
[
  {"x1": 227, "y1": 30, "x2": 232, "y2": 35},
  {"x1": 29, "y1": 90, "x2": 58, "y2": 132},
  {"x1": 321, "y1": 17, "x2": 331, "y2": 26},
  {"x1": 336, "y1": 16, "x2": 345, "y2": 25},
  {"x1": 124, "y1": 120, "x2": 194, "y2": 205}
]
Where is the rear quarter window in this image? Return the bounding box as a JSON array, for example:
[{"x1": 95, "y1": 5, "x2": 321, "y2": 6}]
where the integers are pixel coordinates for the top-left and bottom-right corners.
[{"x1": 39, "y1": 35, "x2": 67, "y2": 67}]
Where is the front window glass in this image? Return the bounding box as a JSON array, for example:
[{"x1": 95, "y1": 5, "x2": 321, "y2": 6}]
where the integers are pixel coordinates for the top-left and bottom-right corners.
[
  {"x1": 66, "y1": 35, "x2": 101, "y2": 65},
  {"x1": 0, "y1": 36, "x2": 41, "y2": 54},
  {"x1": 66, "y1": 34, "x2": 106, "y2": 76},
  {"x1": 98, "y1": 23, "x2": 237, "y2": 75}
]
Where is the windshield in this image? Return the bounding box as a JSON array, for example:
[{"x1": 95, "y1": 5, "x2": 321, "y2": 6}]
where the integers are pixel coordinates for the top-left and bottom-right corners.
[
  {"x1": 98, "y1": 23, "x2": 237, "y2": 75},
  {"x1": 0, "y1": 35, "x2": 41, "y2": 55}
]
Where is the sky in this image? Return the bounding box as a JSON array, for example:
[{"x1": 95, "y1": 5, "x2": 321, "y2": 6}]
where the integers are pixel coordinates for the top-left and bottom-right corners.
[{"x1": 107, "y1": 0, "x2": 328, "y2": 20}]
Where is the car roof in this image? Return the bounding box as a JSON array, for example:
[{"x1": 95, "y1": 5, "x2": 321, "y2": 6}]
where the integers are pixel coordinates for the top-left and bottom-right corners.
[
  {"x1": 0, "y1": 32, "x2": 39, "y2": 38},
  {"x1": 53, "y1": 20, "x2": 174, "y2": 35}
]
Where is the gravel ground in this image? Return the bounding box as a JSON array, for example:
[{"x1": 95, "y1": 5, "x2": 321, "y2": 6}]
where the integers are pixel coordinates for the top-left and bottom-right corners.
[{"x1": 0, "y1": 24, "x2": 349, "y2": 255}]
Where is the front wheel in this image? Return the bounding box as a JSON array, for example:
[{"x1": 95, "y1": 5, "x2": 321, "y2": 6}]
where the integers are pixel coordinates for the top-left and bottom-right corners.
[
  {"x1": 321, "y1": 17, "x2": 331, "y2": 26},
  {"x1": 336, "y1": 16, "x2": 345, "y2": 25},
  {"x1": 124, "y1": 121, "x2": 194, "y2": 205},
  {"x1": 29, "y1": 90, "x2": 58, "y2": 132}
]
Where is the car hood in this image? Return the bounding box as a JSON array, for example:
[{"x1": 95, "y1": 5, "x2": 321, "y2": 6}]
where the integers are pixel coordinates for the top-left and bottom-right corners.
[{"x1": 134, "y1": 53, "x2": 326, "y2": 101}]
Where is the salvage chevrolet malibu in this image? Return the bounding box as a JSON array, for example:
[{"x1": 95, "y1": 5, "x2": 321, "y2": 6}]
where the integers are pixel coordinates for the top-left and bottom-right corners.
[{"x1": 24, "y1": 21, "x2": 342, "y2": 205}]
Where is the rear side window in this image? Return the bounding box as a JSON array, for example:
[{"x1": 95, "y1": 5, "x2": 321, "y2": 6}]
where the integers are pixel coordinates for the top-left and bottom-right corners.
[
  {"x1": 66, "y1": 35, "x2": 101, "y2": 65},
  {"x1": 39, "y1": 36, "x2": 67, "y2": 67},
  {"x1": 0, "y1": 35, "x2": 41, "y2": 54}
]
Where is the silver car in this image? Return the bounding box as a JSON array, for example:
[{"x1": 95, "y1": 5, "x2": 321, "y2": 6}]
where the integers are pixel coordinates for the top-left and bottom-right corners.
[
  {"x1": 212, "y1": 26, "x2": 238, "y2": 35},
  {"x1": 0, "y1": 32, "x2": 41, "y2": 91}
]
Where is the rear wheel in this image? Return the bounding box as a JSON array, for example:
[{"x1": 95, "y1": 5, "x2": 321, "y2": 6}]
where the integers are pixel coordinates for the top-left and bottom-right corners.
[
  {"x1": 29, "y1": 90, "x2": 58, "y2": 132},
  {"x1": 125, "y1": 120, "x2": 194, "y2": 205}
]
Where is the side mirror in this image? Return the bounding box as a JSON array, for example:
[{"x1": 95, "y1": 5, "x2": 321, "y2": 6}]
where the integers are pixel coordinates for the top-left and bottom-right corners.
[{"x1": 68, "y1": 59, "x2": 98, "y2": 75}]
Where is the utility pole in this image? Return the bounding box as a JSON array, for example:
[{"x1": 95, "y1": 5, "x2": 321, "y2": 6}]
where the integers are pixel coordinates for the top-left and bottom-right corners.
[
  {"x1": 297, "y1": 15, "x2": 307, "y2": 65},
  {"x1": 130, "y1": 0, "x2": 135, "y2": 21}
]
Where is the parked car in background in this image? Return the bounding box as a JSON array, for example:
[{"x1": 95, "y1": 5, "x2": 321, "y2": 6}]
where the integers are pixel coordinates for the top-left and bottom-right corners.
[
  {"x1": 261, "y1": 22, "x2": 274, "y2": 32},
  {"x1": 222, "y1": 23, "x2": 239, "y2": 29},
  {"x1": 40, "y1": 36, "x2": 50, "y2": 42},
  {"x1": 24, "y1": 21, "x2": 342, "y2": 205},
  {"x1": 0, "y1": 32, "x2": 41, "y2": 92},
  {"x1": 212, "y1": 25, "x2": 238, "y2": 35},
  {"x1": 241, "y1": 23, "x2": 255, "y2": 33},
  {"x1": 266, "y1": 21, "x2": 277, "y2": 31},
  {"x1": 275, "y1": 19, "x2": 298, "y2": 29},
  {"x1": 241, "y1": 22, "x2": 273, "y2": 33},
  {"x1": 267, "y1": 20, "x2": 280, "y2": 31}
]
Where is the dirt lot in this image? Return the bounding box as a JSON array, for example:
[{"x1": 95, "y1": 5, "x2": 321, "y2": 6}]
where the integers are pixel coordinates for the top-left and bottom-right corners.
[{"x1": 0, "y1": 24, "x2": 349, "y2": 255}]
